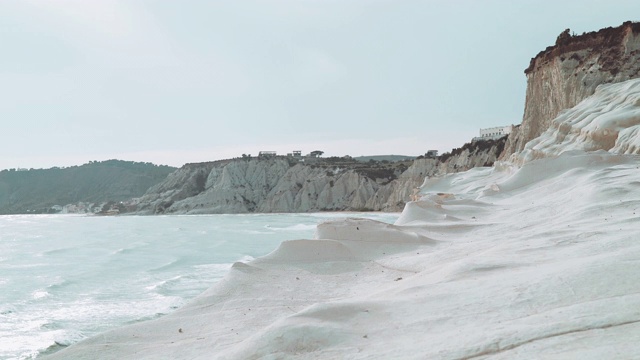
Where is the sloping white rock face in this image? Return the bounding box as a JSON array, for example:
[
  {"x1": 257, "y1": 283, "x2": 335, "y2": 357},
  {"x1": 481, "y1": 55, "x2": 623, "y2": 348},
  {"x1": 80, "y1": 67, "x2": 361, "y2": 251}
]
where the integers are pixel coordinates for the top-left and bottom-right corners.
[
  {"x1": 137, "y1": 159, "x2": 386, "y2": 214},
  {"x1": 513, "y1": 78, "x2": 640, "y2": 163},
  {"x1": 169, "y1": 159, "x2": 292, "y2": 214},
  {"x1": 135, "y1": 163, "x2": 217, "y2": 214},
  {"x1": 134, "y1": 146, "x2": 503, "y2": 215},
  {"x1": 503, "y1": 23, "x2": 640, "y2": 156},
  {"x1": 258, "y1": 167, "x2": 376, "y2": 212}
]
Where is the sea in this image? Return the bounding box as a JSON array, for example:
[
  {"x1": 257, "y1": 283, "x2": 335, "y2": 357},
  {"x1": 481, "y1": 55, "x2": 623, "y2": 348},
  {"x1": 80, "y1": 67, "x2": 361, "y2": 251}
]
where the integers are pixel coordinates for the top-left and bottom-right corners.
[{"x1": 0, "y1": 212, "x2": 399, "y2": 360}]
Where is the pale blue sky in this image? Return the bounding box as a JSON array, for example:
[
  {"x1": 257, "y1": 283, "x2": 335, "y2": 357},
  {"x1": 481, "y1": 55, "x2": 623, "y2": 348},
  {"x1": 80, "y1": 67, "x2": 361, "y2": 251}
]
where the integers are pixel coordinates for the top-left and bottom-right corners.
[{"x1": 1, "y1": 0, "x2": 638, "y2": 169}]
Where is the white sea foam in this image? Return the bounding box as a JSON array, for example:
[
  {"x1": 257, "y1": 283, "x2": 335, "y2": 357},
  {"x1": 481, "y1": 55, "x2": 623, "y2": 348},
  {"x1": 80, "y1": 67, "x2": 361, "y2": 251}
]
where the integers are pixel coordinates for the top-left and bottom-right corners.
[{"x1": 270, "y1": 223, "x2": 318, "y2": 231}]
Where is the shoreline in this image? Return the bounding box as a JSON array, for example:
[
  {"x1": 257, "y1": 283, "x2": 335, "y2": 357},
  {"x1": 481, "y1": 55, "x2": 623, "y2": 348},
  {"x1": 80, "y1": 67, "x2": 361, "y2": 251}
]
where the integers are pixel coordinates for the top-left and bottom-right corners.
[{"x1": 43, "y1": 152, "x2": 640, "y2": 359}]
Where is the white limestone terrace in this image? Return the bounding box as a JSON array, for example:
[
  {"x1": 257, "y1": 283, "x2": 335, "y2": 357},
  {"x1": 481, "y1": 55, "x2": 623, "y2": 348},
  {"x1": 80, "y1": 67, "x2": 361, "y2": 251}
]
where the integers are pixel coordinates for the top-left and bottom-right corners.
[
  {"x1": 513, "y1": 78, "x2": 640, "y2": 163},
  {"x1": 44, "y1": 79, "x2": 640, "y2": 359}
]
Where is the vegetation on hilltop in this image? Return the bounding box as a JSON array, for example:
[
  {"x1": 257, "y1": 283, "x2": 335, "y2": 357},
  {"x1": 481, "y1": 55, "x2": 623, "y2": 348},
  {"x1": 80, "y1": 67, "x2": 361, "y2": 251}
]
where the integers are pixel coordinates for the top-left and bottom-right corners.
[
  {"x1": 0, "y1": 160, "x2": 176, "y2": 214},
  {"x1": 525, "y1": 21, "x2": 640, "y2": 75},
  {"x1": 353, "y1": 155, "x2": 416, "y2": 163},
  {"x1": 438, "y1": 137, "x2": 506, "y2": 165}
]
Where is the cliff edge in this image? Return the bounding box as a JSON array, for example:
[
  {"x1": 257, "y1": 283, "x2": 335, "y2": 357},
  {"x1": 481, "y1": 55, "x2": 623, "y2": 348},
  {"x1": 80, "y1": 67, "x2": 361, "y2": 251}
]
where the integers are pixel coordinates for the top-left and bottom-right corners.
[{"x1": 502, "y1": 21, "x2": 640, "y2": 157}]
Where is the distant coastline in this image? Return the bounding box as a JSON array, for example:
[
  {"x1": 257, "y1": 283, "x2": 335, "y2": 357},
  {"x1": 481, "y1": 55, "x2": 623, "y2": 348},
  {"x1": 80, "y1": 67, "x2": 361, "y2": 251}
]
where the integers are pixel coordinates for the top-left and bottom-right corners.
[{"x1": 0, "y1": 137, "x2": 506, "y2": 216}]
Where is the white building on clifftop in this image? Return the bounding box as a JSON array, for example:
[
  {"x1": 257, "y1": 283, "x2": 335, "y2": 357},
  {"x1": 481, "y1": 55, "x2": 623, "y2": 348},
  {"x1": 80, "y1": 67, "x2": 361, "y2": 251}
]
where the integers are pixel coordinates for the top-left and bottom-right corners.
[{"x1": 476, "y1": 125, "x2": 514, "y2": 141}]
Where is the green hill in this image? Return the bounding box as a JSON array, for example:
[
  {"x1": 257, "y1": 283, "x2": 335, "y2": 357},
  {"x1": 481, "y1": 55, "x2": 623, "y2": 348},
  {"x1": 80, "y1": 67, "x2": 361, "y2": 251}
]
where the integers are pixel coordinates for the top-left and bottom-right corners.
[{"x1": 0, "y1": 160, "x2": 176, "y2": 214}]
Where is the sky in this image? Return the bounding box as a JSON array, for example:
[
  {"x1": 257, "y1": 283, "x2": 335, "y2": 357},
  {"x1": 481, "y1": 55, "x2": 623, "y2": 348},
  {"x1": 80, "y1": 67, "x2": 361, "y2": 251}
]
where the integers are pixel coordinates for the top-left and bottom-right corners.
[{"x1": 1, "y1": 0, "x2": 639, "y2": 170}]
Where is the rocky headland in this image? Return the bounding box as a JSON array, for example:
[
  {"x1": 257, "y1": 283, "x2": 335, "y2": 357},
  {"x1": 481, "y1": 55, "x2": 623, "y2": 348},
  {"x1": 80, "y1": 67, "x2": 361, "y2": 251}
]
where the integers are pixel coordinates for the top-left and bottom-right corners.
[
  {"x1": 502, "y1": 21, "x2": 640, "y2": 156},
  {"x1": 134, "y1": 138, "x2": 505, "y2": 214}
]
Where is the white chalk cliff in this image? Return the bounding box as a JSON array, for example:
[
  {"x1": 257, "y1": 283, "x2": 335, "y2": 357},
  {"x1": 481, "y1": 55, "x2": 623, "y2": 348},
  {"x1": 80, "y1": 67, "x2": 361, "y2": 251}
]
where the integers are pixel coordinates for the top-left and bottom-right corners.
[
  {"x1": 514, "y1": 77, "x2": 640, "y2": 163},
  {"x1": 134, "y1": 139, "x2": 505, "y2": 215},
  {"x1": 503, "y1": 22, "x2": 640, "y2": 156}
]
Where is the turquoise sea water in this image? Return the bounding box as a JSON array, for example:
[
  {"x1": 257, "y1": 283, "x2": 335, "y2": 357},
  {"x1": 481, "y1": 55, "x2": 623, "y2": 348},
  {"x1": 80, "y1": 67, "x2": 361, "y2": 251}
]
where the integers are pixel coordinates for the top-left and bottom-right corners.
[{"x1": 0, "y1": 213, "x2": 398, "y2": 360}]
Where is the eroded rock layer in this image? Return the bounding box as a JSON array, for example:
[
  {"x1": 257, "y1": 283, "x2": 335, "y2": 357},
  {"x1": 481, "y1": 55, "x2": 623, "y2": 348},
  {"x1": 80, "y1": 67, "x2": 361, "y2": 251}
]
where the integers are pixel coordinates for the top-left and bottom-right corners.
[
  {"x1": 134, "y1": 139, "x2": 505, "y2": 214},
  {"x1": 503, "y1": 22, "x2": 640, "y2": 156}
]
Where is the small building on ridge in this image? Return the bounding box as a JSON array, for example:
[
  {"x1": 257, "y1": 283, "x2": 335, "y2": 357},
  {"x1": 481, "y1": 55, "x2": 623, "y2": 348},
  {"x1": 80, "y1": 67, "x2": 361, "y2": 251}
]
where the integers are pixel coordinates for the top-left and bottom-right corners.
[{"x1": 473, "y1": 125, "x2": 514, "y2": 141}]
